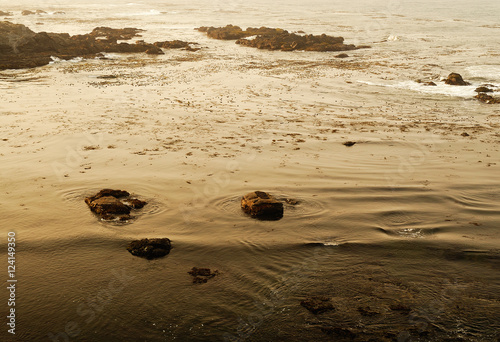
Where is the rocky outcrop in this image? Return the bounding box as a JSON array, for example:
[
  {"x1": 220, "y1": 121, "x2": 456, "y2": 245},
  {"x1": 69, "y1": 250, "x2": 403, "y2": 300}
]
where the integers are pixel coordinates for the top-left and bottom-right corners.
[
  {"x1": 0, "y1": 11, "x2": 13, "y2": 16},
  {"x1": 241, "y1": 191, "x2": 284, "y2": 220},
  {"x1": 474, "y1": 92, "x2": 500, "y2": 104},
  {"x1": 196, "y1": 25, "x2": 367, "y2": 52},
  {"x1": 0, "y1": 21, "x2": 200, "y2": 70},
  {"x1": 300, "y1": 296, "x2": 335, "y2": 314},
  {"x1": 84, "y1": 189, "x2": 147, "y2": 221},
  {"x1": 188, "y1": 267, "x2": 220, "y2": 283},
  {"x1": 444, "y1": 72, "x2": 470, "y2": 86},
  {"x1": 127, "y1": 238, "x2": 172, "y2": 259}
]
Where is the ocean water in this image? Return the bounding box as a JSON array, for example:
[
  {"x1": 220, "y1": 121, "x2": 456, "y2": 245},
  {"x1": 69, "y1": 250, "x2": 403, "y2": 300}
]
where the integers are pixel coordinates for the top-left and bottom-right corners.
[{"x1": 1, "y1": 1, "x2": 500, "y2": 341}]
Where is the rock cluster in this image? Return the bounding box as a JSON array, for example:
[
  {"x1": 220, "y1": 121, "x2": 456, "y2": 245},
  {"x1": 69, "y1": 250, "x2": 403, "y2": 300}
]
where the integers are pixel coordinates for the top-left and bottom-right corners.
[
  {"x1": 0, "y1": 21, "x2": 198, "y2": 70},
  {"x1": 84, "y1": 189, "x2": 147, "y2": 221},
  {"x1": 196, "y1": 25, "x2": 368, "y2": 52},
  {"x1": 241, "y1": 191, "x2": 284, "y2": 220},
  {"x1": 127, "y1": 238, "x2": 172, "y2": 259},
  {"x1": 443, "y1": 73, "x2": 500, "y2": 104}
]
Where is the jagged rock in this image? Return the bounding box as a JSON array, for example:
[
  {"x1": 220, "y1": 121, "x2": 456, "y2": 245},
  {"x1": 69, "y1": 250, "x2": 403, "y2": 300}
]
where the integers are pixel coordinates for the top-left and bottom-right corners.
[
  {"x1": 0, "y1": 11, "x2": 13, "y2": 16},
  {"x1": 84, "y1": 189, "x2": 147, "y2": 221},
  {"x1": 127, "y1": 238, "x2": 172, "y2": 259},
  {"x1": 0, "y1": 22, "x2": 199, "y2": 70},
  {"x1": 444, "y1": 72, "x2": 470, "y2": 86},
  {"x1": 474, "y1": 93, "x2": 500, "y2": 104},
  {"x1": 241, "y1": 191, "x2": 284, "y2": 219},
  {"x1": 196, "y1": 25, "x2": 367, "y2": 52},
  {"x1": 300, "y1": 296, "x2": 335, "y2": 314},
  {"x1": 188, "y1": 267, "x2": 219, "y2": 283},
  {"x1": 475, "y1": 86, "x2": 493, "y2": 93}
]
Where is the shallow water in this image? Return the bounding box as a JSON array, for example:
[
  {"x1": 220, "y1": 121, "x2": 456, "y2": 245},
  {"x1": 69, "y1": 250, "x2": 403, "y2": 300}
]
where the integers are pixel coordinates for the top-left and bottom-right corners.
[{"x1": 1, "y1": 1, "x2": 500, "y2": 341}]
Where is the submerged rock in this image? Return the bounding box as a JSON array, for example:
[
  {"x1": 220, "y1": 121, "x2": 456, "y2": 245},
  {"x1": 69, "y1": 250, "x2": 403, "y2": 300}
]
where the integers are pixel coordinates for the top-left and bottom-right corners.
[
  {"x1": 188, "y1": 267, "x2": 219, "y2": 283},
  {"x1": 241, "y1": 191, "x2": 284, "y2": 219},
  {"x1": 444, "y1": 72, "x2": 470, "y2": 86},
  {"x1": 154, "y1": 40, "x2": 200, "y2": 51},
  {"x1": 474, "y1": 93, "x2": 500, "y2": 104},
  {"x1": 196, "y1": 25, "x2": 367, "y2": 52},
  {"x1": 475, "y1": 86, "x2": 493, "y2": 93},
  {"x1": 416, "y1": 79, "x2": 437, "y2": 86},
  {"x1": 127, "y1": 238, "x2": 171, "y2": 259},
  {"x1": 300, "y1": 296, "x2": 335, "y2": 314},
  {"x1": 84, "y1": 189, "x2": 147, "y2": 221}
]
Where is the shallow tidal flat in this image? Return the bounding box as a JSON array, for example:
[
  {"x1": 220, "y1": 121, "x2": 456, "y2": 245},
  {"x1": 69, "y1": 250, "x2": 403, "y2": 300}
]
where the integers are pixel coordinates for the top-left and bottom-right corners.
[{"x1": 1, "y1": 20, "x2": 500, "y2": 341}]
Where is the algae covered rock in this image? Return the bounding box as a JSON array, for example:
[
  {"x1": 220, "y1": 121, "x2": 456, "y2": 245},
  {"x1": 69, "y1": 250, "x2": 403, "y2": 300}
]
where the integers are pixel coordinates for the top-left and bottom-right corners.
[
  {"x1": 84, "y1": 189, "x2": 147, "y2": 221},
  {"x1": 241, "y1": 191, "x2": 284, "y2": 219}
]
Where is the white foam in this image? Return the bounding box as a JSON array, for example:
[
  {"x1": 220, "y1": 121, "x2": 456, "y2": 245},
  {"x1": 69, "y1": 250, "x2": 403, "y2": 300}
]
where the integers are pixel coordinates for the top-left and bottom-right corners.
[
  {"x1": 118, "y1": 9, "x2": 161, "y2": 17},
  {"x1": 358, "y1": 80, "x2": 498, "y2": 98},
  {"x1": 465, "y1": 65, "x2": 500, "y2": 80},
  {"x1": 49, "y1": 56, "x2": 84, "y2": 65}
]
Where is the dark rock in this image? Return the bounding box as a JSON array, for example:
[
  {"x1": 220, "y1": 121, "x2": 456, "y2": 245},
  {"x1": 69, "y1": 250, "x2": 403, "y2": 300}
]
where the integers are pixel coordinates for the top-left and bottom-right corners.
[
  {"x1": 88, "y1": 196, "x2": 131, "y2": 216},
  {"x1": 461, "y1": 132, "x2": 470, "y2": 137},
  {"x1": 127, "y1": 238, "x2": 172, "y2": 259},
  {"x1": 475, "y1": 93, "x2": 500, "y2": 104},
  {"x1": 444, "y1": 72, "x2": 470, "y2": 86},
  {"x1": 154, "y1": 40, "x2": 199, "y2": 50},
  {"x1": 0, "y1": 11, "x2": 13, "y2": 16},
  {"x1": 84, "y1": 189, "x2": 147, "y2": 221},
  {"x1": 196, "y1": 25, "x2": 367, "y2": 52},
  {"x1": 0, "y1": 22, "x2": 200, "y2": 71},
  {"x1": 320, "y1": 327, "x2": 356, "y2": 339},
  {"x1": 300, "y1": 296, "x2": 335, "y2": 314},
  {"x1": 21, "y1": 10, "x2": 36, "y2": 16},
  {"x1": 241, "y1": 191, "x2": 284, "y2": 220},
  {"x1": 343, "y1": 141, "x2": 356, "y2": 147},
  {"x1": 357, "y1": 306, "x2": 380, "y2": 316},
  {"x1": 475, "y1": 86, "x2": 493, "y2": 93},
  {"x1": 188, "y1": 267, "x2": 219, "y2": 283},
  {"x1": 335, "y1": 53, "x2": 349, "y2": 58}
]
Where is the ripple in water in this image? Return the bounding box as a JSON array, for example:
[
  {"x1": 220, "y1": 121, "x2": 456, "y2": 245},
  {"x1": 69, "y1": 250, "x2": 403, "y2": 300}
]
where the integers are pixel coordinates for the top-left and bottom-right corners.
[
  {"x1": 58, "y1": 187, "x2": 165, "y2": 224},
  {"x1": 211, "y1": 193, "x2": 327, "y2": 220}
]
